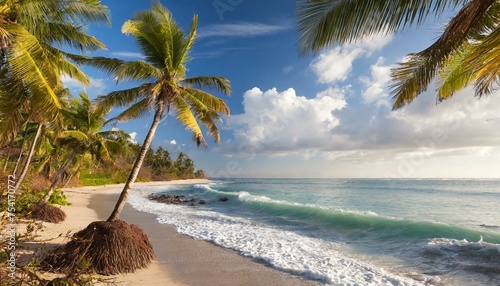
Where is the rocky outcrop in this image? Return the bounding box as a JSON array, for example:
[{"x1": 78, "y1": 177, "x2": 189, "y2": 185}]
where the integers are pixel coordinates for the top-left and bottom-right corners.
[{"x1": 148, "y1": 194, "x2": 195, "y2": 205}]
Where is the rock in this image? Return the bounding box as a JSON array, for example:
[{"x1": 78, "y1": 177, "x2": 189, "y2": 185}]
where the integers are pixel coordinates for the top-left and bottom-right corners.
[
  {"x1": 189, "y1": 203, "x2": 196, "y2": 206},
  {"x1": 198, "y1": 200, "x2": 206, "y2": 205},
  {"x1": 148, "y1": 194, "x2": 193, "y2": 205},
  {"x1": 218, "y1": 197, "x2": 229, "y2": 202}
]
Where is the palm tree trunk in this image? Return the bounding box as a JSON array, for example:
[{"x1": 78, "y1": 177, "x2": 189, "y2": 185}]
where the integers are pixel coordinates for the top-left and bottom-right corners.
[
  {"x1": 13, "y1": 122, "x2": 30, "y2": 175},
  {"x1": 107, "y1": 102, "x2": 165, "y2": 222},
  {"x1": 3, "y1": 138, "x2": 14, "y2": 172},
  {"x1": 13, "y1": 123, "x2": 43, "y2": 192},
  {"x1": 44, "y1": 152, "x2": 77, "y2": 202},
  {"x1": 62, "y1": 166, "x2": 80, "y2": 189}
]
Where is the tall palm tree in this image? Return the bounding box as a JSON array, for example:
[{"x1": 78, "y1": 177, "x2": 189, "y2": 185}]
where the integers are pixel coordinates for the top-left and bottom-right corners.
[
  {"x1": 296, "y1": 0, "x2": 499, "y2": 109},
  {"x1": 83, "y1": 1, "x2": 230, "y2": 222},
  {"x1": 47, "y1": 2, "x2": 230, "y2": 275}
]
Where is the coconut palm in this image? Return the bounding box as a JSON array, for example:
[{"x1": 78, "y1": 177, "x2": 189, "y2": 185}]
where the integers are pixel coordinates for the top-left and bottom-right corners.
[
  {"x1": 83, "y1": 1, "x2": 230, "y2": 222},
  {"x1": 44, "y1": 93, "x2": 130, "y2": 201},
  {"x1": 0, "y1": 0, "x2": 109, "y2": 190},
  {"x1": 296, "y1": 0, "x2": 499, "y2": 109},
  {"x1": 0, "y1": 0, "x2": 109, "y2": 122},
  {"x1": 47, "y1": 2, "x2": 230, "y2": 274},
  {"x1": 31, "y1": 93, "x2": 130, "y2": 223}
]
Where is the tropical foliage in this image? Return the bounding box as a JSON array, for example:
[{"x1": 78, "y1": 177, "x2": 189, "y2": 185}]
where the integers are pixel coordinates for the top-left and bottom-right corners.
[
  {"x1": 0, "y1": 0, "x2": 110, "y2": 191},
  {"x1": 296, "y1": 0, "x2": 499, "y2": 109}
]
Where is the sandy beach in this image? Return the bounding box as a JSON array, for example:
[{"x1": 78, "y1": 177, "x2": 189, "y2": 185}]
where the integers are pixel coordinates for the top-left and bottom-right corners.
[{"x1": 25, "y1": 179, "x2": 319, "y2": 285}]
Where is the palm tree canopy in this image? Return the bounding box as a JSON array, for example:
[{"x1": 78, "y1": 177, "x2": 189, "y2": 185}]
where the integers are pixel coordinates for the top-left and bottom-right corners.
[
  {"x1": 296, "y1": 0, "x2": 499, "y2": 109},
  {"x1": 0, "y1": 0, "x2": 110, "y2": 152},
  {"x1": 81, "y1": 1, "x2": 230, "y2": 147},
  {"x1": 61, "y1": 92, "x2": 130, "y2": 163},
  {"x1": 0, "y1": 0, "x2": 110, "y2": 124}
]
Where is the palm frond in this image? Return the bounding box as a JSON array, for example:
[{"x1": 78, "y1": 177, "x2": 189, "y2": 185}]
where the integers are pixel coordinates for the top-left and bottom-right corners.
[
  {"x1": 95, "y1": 83, "x2": 154, "y2": 111},
  {"x1": 105, "y1": 97, "x2": 152, "y2": 123},
  {"x1": 41, "y1": 22, "x2": 106, "y2": 52},
  {"x1": 172, "y1": 96, "x2": 206, "y2": 147},
  {"x1": 7, "y1": 30, "x2": 62, "y2": 116},
  {"x1": 173, "y1": 14, "x2": 197, "y2": 72},
  {"x1": 182, "y1": 76, "x2": 231, "y2": 95},
  {"x1": 68, "y1": 55, "x2": 125, "y2": 75},
  {"x1": 43, "y1": 44, "x2": 90, "y2": 85},
  {"x1": 184, "y1": 92, "x2": 222, "y2": 143},
  {"x1": 391, "y1": 0, "x2": 496, "y2": 109},
  {"x1": 436, "y1": 47, "x2": 473, "y2": 101},
  {"x1": 114, "y1": 60, "x2": 162, "y2": 82},
  {"x1": 60, "y1": 0, "x2": 111, "y2": 26},
  {"x1": 183, "y1": 87, "x2": 230, "y2": 116},
  {"x1": 61, "y1": 130, "x2": 89, "y2": 141},
  {"x1": 296, "y1": 0, "x2": 466, "y2": 53},
  {"x1": 463, "y1": 26, "x2": 500, "y2": 96},
  {"x1": 122, "y1": 10, "x2": 168, "y2": 69}
]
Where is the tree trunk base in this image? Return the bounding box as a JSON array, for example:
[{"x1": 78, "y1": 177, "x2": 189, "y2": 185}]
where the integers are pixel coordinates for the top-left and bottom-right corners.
[
  {"x1": 43, "y1": 220, "x2": 154, "y2": 275},
  {"x1": 31, "y1": 202, "x2": 66, "y2": 223}
]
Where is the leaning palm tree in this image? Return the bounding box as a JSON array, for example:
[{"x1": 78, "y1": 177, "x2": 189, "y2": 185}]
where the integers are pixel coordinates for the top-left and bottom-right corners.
[
  {"x1": 296, "y1": 0, "x2": 499, "y2": 109},
  {"x1": 47, "y1": 1, "x2": 230, "y2": 275}
]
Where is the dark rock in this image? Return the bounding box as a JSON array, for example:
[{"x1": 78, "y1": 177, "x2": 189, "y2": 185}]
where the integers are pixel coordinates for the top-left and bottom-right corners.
[
  {"x1": 189, "y1": 203, "x2": 196, "y2": 206},
  {"x1": 218, "y1": 197, "x2": 229, "y2": 202},
  {"x1": 148, "y1": 194, "x2": 193, "y2": 205},
  {"x1": 198, "y1": 200, "x2": 206, "y2": 205}
]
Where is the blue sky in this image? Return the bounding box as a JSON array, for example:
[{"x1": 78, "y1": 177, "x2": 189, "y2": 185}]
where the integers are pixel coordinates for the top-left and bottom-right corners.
[{"x1": 63, "y1": 0, "x2": 500, "y2": 178}]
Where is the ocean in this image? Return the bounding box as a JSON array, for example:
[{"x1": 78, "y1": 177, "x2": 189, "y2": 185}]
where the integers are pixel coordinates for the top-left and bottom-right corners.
[{"x1": 128, "y1": 179, "x2": 500, "y2": 286}]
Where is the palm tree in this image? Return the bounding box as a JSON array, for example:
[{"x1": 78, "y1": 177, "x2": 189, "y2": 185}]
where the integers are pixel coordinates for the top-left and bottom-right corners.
[
  {"x1": 43, "y1": 93, "x2": 130, "y2": 202},
  {"x1": 48, "y1": 1, "x2": 230, "y2": 274},
  {"x1": 31, "y1": 93, "x2": 130, "y2": 224},
  {"x1": 0, "y1": 0, "x2": 109, "y2": 189},
  {"x1": 84, "y1": 1, "x2": 230, "y2": 222},
  {"x1": 296, "y1": 0, "x2": 499, "y2": 109}
]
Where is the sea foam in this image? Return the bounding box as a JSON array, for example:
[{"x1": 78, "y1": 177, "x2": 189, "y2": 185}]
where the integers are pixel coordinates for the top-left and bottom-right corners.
[{"x1": 128, "y1": 187, "x2": 427, "y2": 286}]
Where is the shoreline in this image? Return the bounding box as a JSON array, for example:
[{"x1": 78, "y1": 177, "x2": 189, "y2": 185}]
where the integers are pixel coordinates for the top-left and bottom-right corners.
[{"x1": 30, "y1": 179, "x2": 320, "y2": 285}]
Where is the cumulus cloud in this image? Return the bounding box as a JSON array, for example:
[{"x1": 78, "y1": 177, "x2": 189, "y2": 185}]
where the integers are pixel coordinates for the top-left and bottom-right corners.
[
  {"x1": 330, "y1": 86, "x2": 500, "y2": 161},
  {"x1": 222, "y1": 84, "x2": 500, "y2": 165},
  {"x1": 170, "y1": 140, "x2": 177, "y2": 145},
  {"x1": 128, "y1": 132, "x2": 137, "y2": 144},
  {"x1": 310, "y1": 33, "x2": 393, "y2": 84},
  {"x1": 360, "y1": 57, "x2": 394, "y2": 106},
  {"x1": 226, "y1": 87, "x2": 347, "y2": 155}
]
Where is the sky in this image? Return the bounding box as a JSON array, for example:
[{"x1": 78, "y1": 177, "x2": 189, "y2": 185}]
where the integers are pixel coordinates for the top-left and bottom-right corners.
[{"x1": 63, "y1": 0, "x2": 500, "y2": 179}]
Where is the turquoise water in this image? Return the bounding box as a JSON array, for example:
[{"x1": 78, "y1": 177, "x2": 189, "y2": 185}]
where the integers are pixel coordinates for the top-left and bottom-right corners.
[{"x1": 129, "y1": 179, "x2": 500, "y2": 285}]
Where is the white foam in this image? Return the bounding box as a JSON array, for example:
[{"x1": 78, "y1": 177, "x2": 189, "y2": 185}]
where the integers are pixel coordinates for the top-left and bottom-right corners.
[{"x1": 128, "y1": 189, "x2": 426, "y2": 286}]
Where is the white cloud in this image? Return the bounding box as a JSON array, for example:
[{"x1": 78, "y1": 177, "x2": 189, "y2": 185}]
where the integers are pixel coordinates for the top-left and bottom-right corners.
[
  {"x1": 128, "y1": 132, "x2": 137, "y2": 144},
  {"x1": 282, "y1": 65, "x2": 293, "y2": 73},
  {"x1": 170, "y1": 140, "x2": 177, "y2": 145},
  {"x1": 226, "y1": 87, "x2": 347, "y2": 155},
  {"x1": 329, "y1": 86, "x2": 500, "y2": 161},
  {"x1": 311, "y1": 47, "x2": 363, "y2": 83},
  {"x1": 360, "y1": 57, "x2": 394, "y2": 106},
  {"x1": 110, "y1": 51, "x2": 145, "y2": 59},
  {"x1": 198, "y1": 22, "x2": 289, "y2": 38},
  {"x1": 61, "y1": 75, "x2": 107, "y2": 96},
  {"x1": 310, "y1": 33, "x2": 393, "y2": 84}
]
